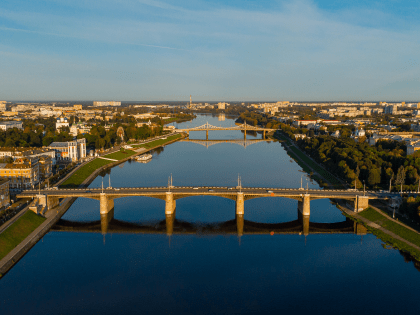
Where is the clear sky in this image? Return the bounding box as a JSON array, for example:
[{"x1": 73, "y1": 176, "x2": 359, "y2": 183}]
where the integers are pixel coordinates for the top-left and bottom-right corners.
[{"x1": 1, "y1": 0, "x2": 419, "y2": 102}]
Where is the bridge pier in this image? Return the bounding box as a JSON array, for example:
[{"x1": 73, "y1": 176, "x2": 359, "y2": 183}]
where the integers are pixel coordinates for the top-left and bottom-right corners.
[
  {"x1": 236, "y1": 214, "x2": 244, "y2": 237},
  {"x1": 298, "y1": 194, "x2": 310, "y2": 216},
  {"x1": 101, "y1": 208, "x2": 114, "y2": 234},
  {"x1": 236, "y1": 192, "x2": 244, "y2": 215},
  {"x1": 263, "y1": 130, "x2": 266, "y2": 140},
  {"x1": 298, "y1": 211, "x2": 310, "y2": 236},
  {"x1": 354, "y1": 221, "x2": 367, "y2": 235},
  {"x1": 165, "y1": 192, "x2": 176, "y2": 215},
  {"x1": 244, "y1": 130, "x2": 246, "y2": 140},
  {"x1": 47, "y1": 196, "x2": 60, "y2": 210},
  {"x1": 354, "y1": 196, "x2": 369, "y2": 213},
  {"x1": 36, "y1": 194, "x2": 60, "y2": 211},
  {"x1": 166, "y1": 213, "x2": 176, "y2": 236},
  {"x1": 298, "y1": 194, "x2": 310, "y2": 236},
  {"x1": 100, "y1": 193, "x2": 114, "y2": 215},
  {"x1": 206, "y1": 130, "x2": 208, "y2": 140}
]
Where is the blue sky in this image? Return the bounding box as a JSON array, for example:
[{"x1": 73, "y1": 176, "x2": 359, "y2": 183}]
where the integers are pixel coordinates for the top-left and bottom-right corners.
[{"x1": 0, "y1": 0, "x2": 419, "y2": 101}]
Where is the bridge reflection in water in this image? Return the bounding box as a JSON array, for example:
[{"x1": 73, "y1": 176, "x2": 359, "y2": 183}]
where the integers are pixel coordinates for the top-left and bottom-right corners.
[
  {"x1": 52, "y1": 208, "x2": 368, "y2": 238},
  {"x1": 180, "y1": 139, "x2": 271, "y2": 149}
]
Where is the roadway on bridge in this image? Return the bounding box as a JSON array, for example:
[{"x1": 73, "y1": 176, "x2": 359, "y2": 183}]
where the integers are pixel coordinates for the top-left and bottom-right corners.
[{"x1": 18, "y1": 186, "x2": 395, "y2": 200}]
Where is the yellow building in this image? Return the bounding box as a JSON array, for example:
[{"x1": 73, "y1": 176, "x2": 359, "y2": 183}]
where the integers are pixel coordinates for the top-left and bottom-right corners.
[
  {"x1": 0, "y1": 158, "x2": 40, "y2": 191},
  {"x1": 74, "y1": 104, "x2": 83, "y2": 111}
]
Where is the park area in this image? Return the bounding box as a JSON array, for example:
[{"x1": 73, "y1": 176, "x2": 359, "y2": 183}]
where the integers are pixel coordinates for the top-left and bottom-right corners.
[{"x1": 60, "y1": 134, "x2": 182, "y2": 188}]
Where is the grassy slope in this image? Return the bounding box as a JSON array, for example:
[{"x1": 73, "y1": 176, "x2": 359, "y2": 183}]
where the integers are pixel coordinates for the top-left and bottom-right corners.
[
  {"x1": 358, "y1": 208, "x2": 420, "y2": 259},
  {"x1": 103, "y1": 150, "x2": 136, "y2": 160},
  {"x1": 131, "y1": 134, "x2": 182, "y2": 148},
  {"x1": 0, "y1": 211, "x2": 46, "y2": 260},
  {"x1": 60, "y1": 158, "x2": 112, "y2": 188}
]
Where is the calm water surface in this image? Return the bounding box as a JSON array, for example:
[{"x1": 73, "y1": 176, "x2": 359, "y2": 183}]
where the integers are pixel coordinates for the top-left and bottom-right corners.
[{"x1": 1, "y1": 114, "x2": 420, "y2": 314}]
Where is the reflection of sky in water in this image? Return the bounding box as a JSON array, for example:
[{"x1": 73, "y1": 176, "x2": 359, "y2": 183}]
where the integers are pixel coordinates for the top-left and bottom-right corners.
[{"x1": 2, "y1": 114, "x2": 420, "y2": 315}]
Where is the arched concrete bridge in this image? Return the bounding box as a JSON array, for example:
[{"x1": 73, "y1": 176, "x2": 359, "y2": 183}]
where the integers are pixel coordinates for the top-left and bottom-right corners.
[
  {"x1": 179, "y1": 139, "x2": 271, "y2": 149},
  {"x1": 18, "y1": 186, "x2": 392, "y2": 236},
  {"x1": 177, "y1": 122, "x2": 276, "y2": 139}
]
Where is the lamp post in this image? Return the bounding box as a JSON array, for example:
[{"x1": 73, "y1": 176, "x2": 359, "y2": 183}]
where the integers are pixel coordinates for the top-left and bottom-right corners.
[{"x1": 363, "y1": 180, "x2": 366, "y2": 197}]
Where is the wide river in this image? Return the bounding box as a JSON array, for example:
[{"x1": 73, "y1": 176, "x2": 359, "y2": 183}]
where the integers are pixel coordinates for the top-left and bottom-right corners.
[{"x1": 1, "y1": 114, "x2": 420, "y2": 314}]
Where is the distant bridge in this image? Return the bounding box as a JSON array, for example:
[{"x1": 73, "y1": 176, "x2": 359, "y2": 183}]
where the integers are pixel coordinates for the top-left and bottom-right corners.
[
  {"x1": 177, "y1": 122, "x2": 276, "y2": 139},
  {"x1": 18, "y1": 186, "x2": 393, "y2": 236},
  {"x1": 180, "y1": 139, "x2": 271, "y2": 149}
]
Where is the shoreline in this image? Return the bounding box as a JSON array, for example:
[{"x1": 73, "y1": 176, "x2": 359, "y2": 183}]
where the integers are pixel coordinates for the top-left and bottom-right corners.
[
  {"x1": 0, "y1": 133, "x2": 185, "y2": 278},
  {"x1": 275, "y1": 130, "x2": 420, "y2": 260}
]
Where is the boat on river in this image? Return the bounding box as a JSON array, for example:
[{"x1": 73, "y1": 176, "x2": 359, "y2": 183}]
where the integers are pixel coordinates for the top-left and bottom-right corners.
[{"x1": 135, "y1": 153, "x2": 152, "y2": 163}]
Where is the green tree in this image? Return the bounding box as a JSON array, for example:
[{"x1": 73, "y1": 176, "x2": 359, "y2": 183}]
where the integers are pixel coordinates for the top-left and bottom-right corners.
[
  {"x1": 368, "y1": 168, "x2": 381, "y2": 188},
  {"x1": 395, "y1": 165, "x2": 406, "y2": 193}
]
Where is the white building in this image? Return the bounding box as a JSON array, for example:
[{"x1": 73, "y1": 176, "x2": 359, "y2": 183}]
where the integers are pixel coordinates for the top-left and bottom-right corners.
[
  {"x1": 217, "y1": 102, "x2": 228, "y2": 110},
  {"x1": 49, "y1": 138, "x2": 86, "y2": 162},
  {"x1": 56, "y1": 117, "x2": 69, "y2": 131},
  {"x1": 70, "y1": 123, "x2": 91, "y2": 136},
  {"x1": 0, "y1": 121, "x2": 23, "y2": 131},
  {"x1": 93, "y1": 101, "x2": 121, "y2": 106}
]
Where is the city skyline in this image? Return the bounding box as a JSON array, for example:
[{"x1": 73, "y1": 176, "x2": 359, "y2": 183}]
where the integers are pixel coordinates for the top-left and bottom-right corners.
[{"x1": 1, "y1": 0, "x2": 420, "y2": 101}]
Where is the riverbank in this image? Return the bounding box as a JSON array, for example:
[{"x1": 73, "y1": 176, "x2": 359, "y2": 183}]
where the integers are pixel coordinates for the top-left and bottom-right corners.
[
  {"x1": 339, "y1": 205, "x2": 420, "y2": 260},
  {"x1": 0, "y1": 211, "x2": 46, "y2": 261},
  {"x1": 60, "y1": 133, "x2": 183, "y2": 188},
  {"x1": 274, "y1": 130, "x2": 420, "y2": 257},
  {"x1": 0, "y1": 133, "x2": 185, "y2": 277},
  {"x1": 274, "y1": 131, "x2": 345, "y2": 189}
]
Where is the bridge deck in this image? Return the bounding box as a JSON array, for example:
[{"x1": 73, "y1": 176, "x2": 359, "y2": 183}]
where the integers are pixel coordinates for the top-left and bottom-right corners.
[{"x1": 17, "y1": 186, "x2": 395, "y2": 200}]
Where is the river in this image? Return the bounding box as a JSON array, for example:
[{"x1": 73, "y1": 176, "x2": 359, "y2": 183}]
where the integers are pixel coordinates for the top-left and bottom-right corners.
[{"x1": 1, "y1": 114, "x2": 420, "y2": 314}]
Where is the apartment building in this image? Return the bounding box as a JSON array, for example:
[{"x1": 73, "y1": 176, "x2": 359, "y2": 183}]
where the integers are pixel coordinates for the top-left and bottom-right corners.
[
  {"x1": 0, "y1": 179, "x2": 10, "y2": 209},
  {"x1": 38, "y1": 156, "x2": 53, "y2": 180},
  {"x1": 0, "y1": 148, "x2": 56, "y2": 165},
  {"x1": 93, "y1": 101, "x2": 121, "y2": 106}
]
